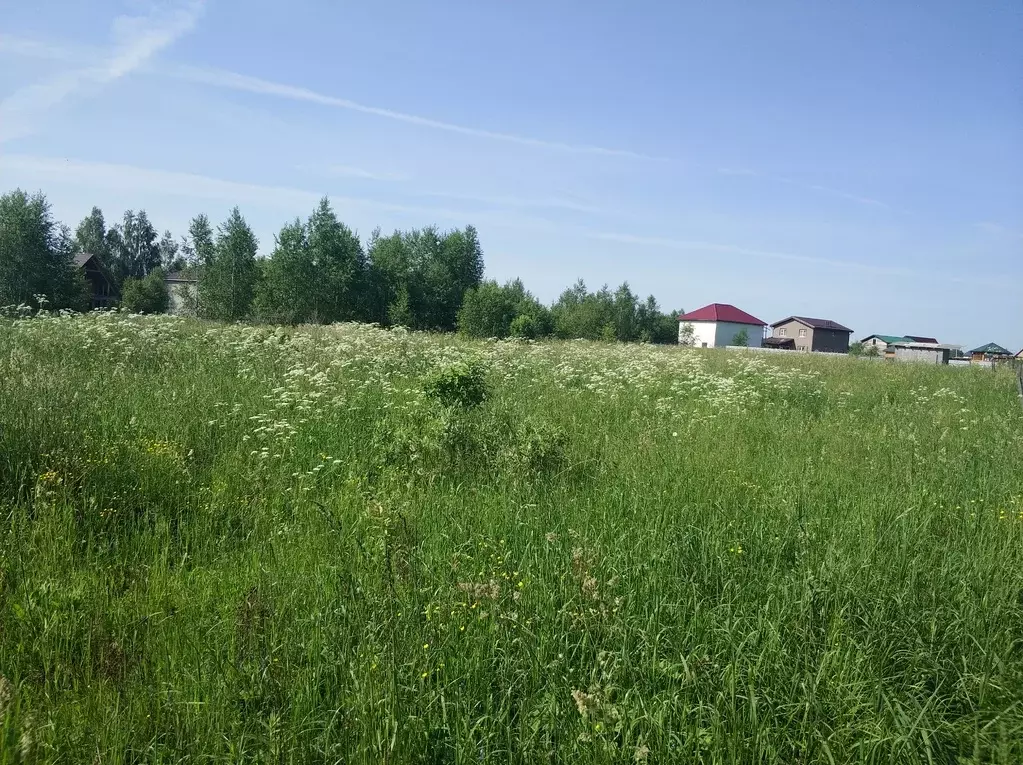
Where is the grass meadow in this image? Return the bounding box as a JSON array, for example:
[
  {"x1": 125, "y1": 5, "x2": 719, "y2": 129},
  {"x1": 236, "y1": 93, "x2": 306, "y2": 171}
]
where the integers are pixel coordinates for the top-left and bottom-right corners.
[{"x1": 1, "y1": 313, "x2": 1022, "y2": 764}]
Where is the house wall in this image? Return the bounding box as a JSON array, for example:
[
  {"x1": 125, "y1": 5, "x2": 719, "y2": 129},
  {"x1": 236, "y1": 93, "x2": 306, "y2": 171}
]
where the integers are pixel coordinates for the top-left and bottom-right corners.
[
  {"x1": 772, "y1": 319, "x2": 813, "y2": 351},
  {"x1": 166, "y1": 281, "x2": 197, "y2": 315},
  {"x1": 811, "y1": 328, "x2": 851, "y2": 354},
  {"x1": 681, "y1": 321, "x2": 717, "y2": 348},
  {"x1": 863, "y1": 336, "x2": 890, "y2": 351},
  {"x1": 894, "y1": 347, "x2": 948, "y2": 365},
  {"x1": 80, "y1": 262, "x2": 114, "y2": 308},
  {"x1": 715, "y1": 321, "x2": 763, "y2": 347},
  {"x1": 680, "y1": 321, "x2": 764, "y2": 348}
]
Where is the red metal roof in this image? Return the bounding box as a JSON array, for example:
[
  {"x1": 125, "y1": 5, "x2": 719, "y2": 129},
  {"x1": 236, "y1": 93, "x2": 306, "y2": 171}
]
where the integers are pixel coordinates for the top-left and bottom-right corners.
[{"x1": 678, "y1": 303, "x2": 766, "y2": 326}]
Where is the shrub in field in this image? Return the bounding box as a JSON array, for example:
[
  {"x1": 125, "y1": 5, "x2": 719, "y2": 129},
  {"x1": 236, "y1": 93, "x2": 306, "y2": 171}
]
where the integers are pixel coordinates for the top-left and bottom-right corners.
[
  {"x1": 507, "y1": 419, "x2": 568, "y2": 477},
  {"x1": 120, "y1": 268, "x2": 169, "y2": 314},
  {"x1": 423, "y1": 358, "x2": 489, "y2": 408},
  {"x1": 509, "y1": 312, "x2": 541, "y2": 339},
  {"x1": 378, "y1": 404, "x2": 509, "y2": 479}
]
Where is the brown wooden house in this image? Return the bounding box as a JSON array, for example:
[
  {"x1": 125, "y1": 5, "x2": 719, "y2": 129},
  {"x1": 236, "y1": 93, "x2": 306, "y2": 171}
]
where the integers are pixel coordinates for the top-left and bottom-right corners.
[
  {"x1": 969, "y1": 343, "x2": 1012, "y2": 362},
  {"x1": 74, "y1": 253, "x2": 116, "y2": 309}
]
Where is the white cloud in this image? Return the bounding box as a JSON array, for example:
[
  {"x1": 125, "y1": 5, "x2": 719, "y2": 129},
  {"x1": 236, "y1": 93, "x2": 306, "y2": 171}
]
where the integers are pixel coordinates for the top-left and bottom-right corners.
[
  {"x1": 307, "y1": 164, "x2": 410, "y2": 182},
  {"x1": 777, "y1": 177, "x2": 894, "y2": 210},
  {"x1": 0, "y1": 30, "x2": 664, "y2": 161},
  {"x1": 716, "y1": 167, "x2": 759, "y2": 177},
  {"x1": 0, "y1": 33, "x2": 84, "y2": 62},
  {"x1": 165, "y1": 64, "x2": 665, "y2": 161},
  {"x1": 585, "y1": 230, "x2": 1008, "y2": 287},
  {"x1": 296, "y1": 164, "x2": 624, "y2": 217},
  {"x1": 0, "y1": 1, "x2": 204, "y2": 143},
  {"x1": 717, "y1": 165, "x2": 899, "y2": 211},
  {"x1": 0, "y1": 154, "x2": 483, "y2": 223},
  {"x1": 974, "y1": 221, "x2": 1023, "y2": 240},
  {"x1": 417, "y1": 189, "x2": 617, "y2": 217}
]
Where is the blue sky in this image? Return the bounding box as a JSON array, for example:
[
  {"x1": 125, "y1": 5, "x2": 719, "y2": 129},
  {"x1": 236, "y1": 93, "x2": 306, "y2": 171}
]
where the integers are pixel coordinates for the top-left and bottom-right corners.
[{"x1": 1, "y1": 0, "x2": 1020, "y2": 349}]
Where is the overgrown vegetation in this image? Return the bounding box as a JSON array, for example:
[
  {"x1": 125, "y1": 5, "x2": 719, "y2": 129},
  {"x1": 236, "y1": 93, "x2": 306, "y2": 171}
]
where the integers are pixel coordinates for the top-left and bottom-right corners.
[
  {"x1": 1, "y1": 313, "x2": 1021, "y2": 763},
  {"x1": 120, "y1": 268, "x2": 169, "y2": 314},
  {"x1": 2, "y1": 188, "x2": 682, "y2": 342}
]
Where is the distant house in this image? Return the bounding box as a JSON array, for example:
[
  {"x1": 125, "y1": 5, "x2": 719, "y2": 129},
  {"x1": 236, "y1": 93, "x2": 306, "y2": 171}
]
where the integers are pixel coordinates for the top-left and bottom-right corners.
[
  {"x1": 890, "y1": 341, "x2": 954, "y2": 365},
  {"x1": 677, "y1": 303, "x2": 766, "y2": 348},
  {"x1": 969, "y1": 343, "x2": 1013, "y2": 362},
  {"x1": 165, "y1": 271, "x2": 199, "y2": 316},
  {"x1": 860, "y1": 334, "x2": 910, "y2": 353},
  {"x1": 74, "y1": 252, "x2": 115, "y2": 309},
  {"x1": 771, "y1": 316, "x2": 853, "y2": 353}
]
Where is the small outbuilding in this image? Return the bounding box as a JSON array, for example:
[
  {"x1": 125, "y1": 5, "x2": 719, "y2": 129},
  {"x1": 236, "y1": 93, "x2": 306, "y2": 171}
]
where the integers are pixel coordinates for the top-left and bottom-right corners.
[
  {"x1": 763, "y1": 336, "x2": 797, "y2": 350},
  {"x1": 889, "y1": 341, "x2": 955, "y2": 365}
]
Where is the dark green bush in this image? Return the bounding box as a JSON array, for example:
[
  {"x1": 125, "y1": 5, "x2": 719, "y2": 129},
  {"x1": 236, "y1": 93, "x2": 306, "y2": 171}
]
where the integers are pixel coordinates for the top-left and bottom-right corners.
[{"x1": 423, "y1": 359, "x2": 489, "y2": 408}]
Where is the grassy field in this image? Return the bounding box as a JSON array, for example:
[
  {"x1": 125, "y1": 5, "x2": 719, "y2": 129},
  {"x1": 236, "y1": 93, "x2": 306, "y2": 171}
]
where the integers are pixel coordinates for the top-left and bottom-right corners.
[{"x1": 1, "y1": 313, "x2": 1021, "y2": 764}]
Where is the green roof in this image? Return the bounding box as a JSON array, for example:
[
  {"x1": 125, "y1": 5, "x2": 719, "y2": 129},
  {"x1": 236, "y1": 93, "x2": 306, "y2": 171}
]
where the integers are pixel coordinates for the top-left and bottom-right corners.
[
  {"x1": 969, "y1": 342, "x2": 1012, "y2": 355},
  {"x1": 863, "y1": 334, "x2": 910, "y2": 344}
]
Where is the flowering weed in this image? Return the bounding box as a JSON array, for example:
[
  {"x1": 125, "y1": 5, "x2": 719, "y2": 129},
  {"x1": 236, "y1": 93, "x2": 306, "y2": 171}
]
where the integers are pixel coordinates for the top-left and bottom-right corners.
[{"x1": 0, "y1": 314, "x2": 1021, "y2": 762}]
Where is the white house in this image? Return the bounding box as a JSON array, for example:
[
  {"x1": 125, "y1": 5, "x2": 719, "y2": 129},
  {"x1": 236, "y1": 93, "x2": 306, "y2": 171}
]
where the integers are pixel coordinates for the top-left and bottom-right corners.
[{"x1": 678, "y1": 303, "x2": 766, "y2": 348}]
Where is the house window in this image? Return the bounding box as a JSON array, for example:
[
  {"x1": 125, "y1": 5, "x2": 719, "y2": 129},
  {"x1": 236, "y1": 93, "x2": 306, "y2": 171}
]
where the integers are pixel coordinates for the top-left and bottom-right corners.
[
  {"x1": 778, "y1": 328, "x2": 787, "y2": 336},
  {"x1": 798, "y1": 328, "x2": 807, "y2": 337},
  {"x1": 701, "y1": 342, "x2": 708, "y2": 348}
]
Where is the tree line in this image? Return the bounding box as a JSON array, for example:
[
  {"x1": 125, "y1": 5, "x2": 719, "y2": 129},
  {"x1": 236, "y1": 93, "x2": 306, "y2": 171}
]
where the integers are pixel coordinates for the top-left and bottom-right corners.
[{"x1": 0, "y1": 188, "x2": 682, "y2": 343}]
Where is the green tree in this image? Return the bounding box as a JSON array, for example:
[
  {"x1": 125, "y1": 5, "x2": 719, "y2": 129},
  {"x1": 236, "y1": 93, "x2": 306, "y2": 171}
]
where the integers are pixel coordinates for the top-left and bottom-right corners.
[
  {"x1": 612, "y1": 282, "x2": 638, "y2": 341},
  {"x1": 848, "y1": 341, "x2": 865, "y2": 356},
  {"x1": 199, "y1": 208, "x2": 259, "y2": 321},
  {"x1": 507, "y1": 279, "x2": 552, "y2": 338},
  {"x1": 387, "y1": 285, "x2": 415, "y2": 328},
  {"x1": 678, "y1": 321, "x2": 695, "y2": 346},
  {"x1": 121, "y1": 268, "x2": 170, "y2": 314},
  {"x1": 458, "y1": 277, "x2": 553, "y2": 340},
  {"x1": 634, "y1": 296, "x2": 680, "y2": 344},
  {"x1": 188, "y1": 214, "x2": 215, "y2": 267},
  {"x1": 109, "y1": 209, "x2": 160, "y2": 284},
  {"x1": 158, "y1": 230, "x2": 185, "y2": 272},
  {"x1": 307, "y1": 197, "x2": 366, "y2": 323},
  {"x1": 0, "y1": 189, "x2": 89, "y2": 310},
  {"x1": 551, "y1": 280, "x2": 616, "y2": 339},
  {"x1": 367, "y1": 225, "x2": 485, "y2": 331},
  {"x1": 253, "y1": 219, "x2": 316, "y2": 324},
  {"x1": 73, "y1": 206, "x2": 111, "y2": 261},
  {"x1": 732, "y1": 328, "x2": 749, "y2": 347},
  {"x1": 457, "y1": 280, "x2": 518, "y2": 338},
  {"x1": 364, "y1": 228, "x2": 405, "y2": 325},
  {"x1": 509, "y1": 313, "x2": 538, "y2": 339},
  {"x1": 435, "y1": 225, "x2": 485, "y2": 328}
]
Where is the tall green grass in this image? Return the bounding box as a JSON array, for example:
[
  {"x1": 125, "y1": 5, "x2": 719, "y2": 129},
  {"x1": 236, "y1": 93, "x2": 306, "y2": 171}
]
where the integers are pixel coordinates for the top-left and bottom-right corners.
[{"x1": 1, "y1": 313, "x2": 1021, "y2": 763}]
